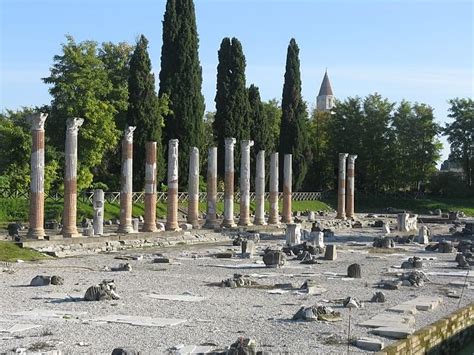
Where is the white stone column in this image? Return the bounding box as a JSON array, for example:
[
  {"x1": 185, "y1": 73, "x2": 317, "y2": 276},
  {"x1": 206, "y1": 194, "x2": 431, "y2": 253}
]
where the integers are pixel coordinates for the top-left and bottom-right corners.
[
  {"x1": 118, "y1": 126, "x2": 136, "y2": 233},
  {"x1": 187, "y1": 147, "x2": 200, "y2": 228},
  {"x1": 281, "y1": 154, "x2": 293, "y2": 224},
  {"x1": 254, "y1": 150, "x2": 266, "y2": 225},
  {"x1": 346, "y1": 154, "x2": 357, "y2": 220},
  {"x1": 166, "y1": 139, "x2": 180, "y2": 231},
  {"x1": 239, "y1": 140, "x2": 254, "y2": 226},
  {"x1": 27, "y1": 113, "x2": 48, "y2": 239},
  {"x1": 336, "y1": 153, "x2": 349, "y2": 220},
  {"x1": 62, "y1": 117, "x2": 84, "y2": 238},
  {"x1": 222, "y1": 137, "x2": 236, "y2": 227},
  {"x1": 93, "y1": 189, "x2": 104, "y2": 236},
  {"x1": 143, "y1": 142, "x2": 157, "y2": 232},
  {"x1": 204, "y1": 147, "x2": 217, "y2": 228},
  {"x1": 268, "y1": 152, "x2": 279, "y2": 225}
]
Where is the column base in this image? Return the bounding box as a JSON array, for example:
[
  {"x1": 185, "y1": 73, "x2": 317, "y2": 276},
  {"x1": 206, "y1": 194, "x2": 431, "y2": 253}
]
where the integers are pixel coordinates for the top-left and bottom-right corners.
[
  {"x1": 336, "y1": 214, "x2": 347, "y2": 220},
  {"x1": 118, "y1": 225, "x2": 135, "y2": 234},
  {"x1": 165, "y1": 223, "x2": 181, "y2": 231},
  {"x1": 238, "y1": 220, "x2": 253, "y2": 226},
  {"x1": 253, "y1": 219, "x2": 267, "y2": 226},
  {"x1": 203, "y1": 220, "x2": 218, "y2": 229},
  {"x1": 62, "y1": 232, "x2": 81, "y2": 238},
  {"x1": 142, "y1": 224, "x2": 158, "y2": 233},
  {"x1": 281, "y1": 218, "x2": 293, "y2": 224},
  {"x1": 221, "y1": 220, "x2": 236, "y2": 228},
  {"x1": 27, "y1": 228, "x2": 45, "y2": 240}
]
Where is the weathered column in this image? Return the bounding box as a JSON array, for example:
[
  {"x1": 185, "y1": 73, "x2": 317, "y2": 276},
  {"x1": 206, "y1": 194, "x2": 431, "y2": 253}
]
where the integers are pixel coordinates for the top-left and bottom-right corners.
[
  {"x1": 166, "y1": 139, "x2": 179, "y2": 231},
  {"x1": 254, "y1": 150, "x2": 266, "y2": 225},
  {"x1": 187, "y1": 147, "x2": 200, "y2": 228},
  {"x1": 93, "y1": 189, "x2": 104, "y2": 236},
  {"x1": 222, "y1": 137, "x2": 236, "y2": 227},
  {"x1": 62, "y1": 117, "x2": 84, "y2": 237},
  {"x1": 336, "y1": 153, "x2": 349, "y2": 219},
  {"x1": 143, "y1": 142, "x2": 158, "y2": 232},
  {"x1": 118, "y1": 126, "x2": 136, "y2": 234},
  {"x1": 346, "y1": 154, "x2": 358, "y2": 220},
  {"x1": 204, "y1": 147, "x2": 218, "y2": 228},
  {"x1": 239, "y1": 140, "x2": 254, "y2": 226},
  {"x1": 27, "y1": 113, "x2": 48, "y2": 239},
  {"x1": 268, "y1": 153, "x2": 279, "y2": 224},
  {"x1": 281, "y1": 154, "x2": 293, "y2": 223}
]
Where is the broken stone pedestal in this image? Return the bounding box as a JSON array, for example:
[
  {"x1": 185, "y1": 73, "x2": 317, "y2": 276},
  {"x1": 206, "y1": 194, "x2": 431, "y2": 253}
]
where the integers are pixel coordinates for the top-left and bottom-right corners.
[
  {"x1": 132, "y1": 219, "x2": 139, "y2": 233},
  {"x1": 241, "y1": 240, "x2": 255, "y2": 257},
  {"x1": 286, "y1": 223, "x2": 301, "y2": 245},
  {"x1": 397, "y1": 213, "x2": 418, "y2": 232},
  {"x1": 383, "y1": 222, "x2": 391, "y2": 234},
  {"x1": 324, "y1": 245, "x2": 337, "y2": 260},
  {"x1": 417, "y1": 226, "x2": 429, "y2": 244},
  {"x1": 309, "y1": 231, "x2": 324, "y2": 249}
]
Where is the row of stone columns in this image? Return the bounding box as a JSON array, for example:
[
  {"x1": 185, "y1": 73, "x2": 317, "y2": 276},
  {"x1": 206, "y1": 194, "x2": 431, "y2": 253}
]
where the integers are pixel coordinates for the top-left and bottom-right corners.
[
  {"x1": 26, "y1": 113, "x2": 294, "y2": 238},
  {"x1": 336, "y1": 152, "x2": 358, "y2": 220}
]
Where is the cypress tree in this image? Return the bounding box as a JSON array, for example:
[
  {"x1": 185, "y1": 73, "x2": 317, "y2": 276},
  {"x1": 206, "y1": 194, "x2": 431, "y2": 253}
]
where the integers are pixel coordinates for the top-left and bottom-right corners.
[
  {"x1": 127, "y1": 35, "x2": 164, "y2": 190},
  {"x1": 213, "y1": 37, "x2": 250, "y2": 178},
  {"x1": 159, "y1": 0, "x2": 204, "y2": 187},
  {"x1": 249, "y1": 84, "x2": 273, "y2": 156},
  {"x1": 279, "y1": 38, "x2": 310, "y2": 191}
]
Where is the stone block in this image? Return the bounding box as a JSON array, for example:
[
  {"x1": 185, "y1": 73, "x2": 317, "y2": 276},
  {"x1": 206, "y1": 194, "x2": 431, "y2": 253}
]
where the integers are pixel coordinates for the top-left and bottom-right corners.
[
  {"x1": 324, "y1": 244, "x2": 337, "y2": 260},
  {"x1": 355, "y1": 337, "x2": 384, "y2": 351},
  {"x1": 285, "y1": 223, "x2": 301, "y2": 245},
  {"x1": 179, "y1": 223, "x2": 193, "y2": 230},
  {"x1": 371, "y1": 325, "x2": 414, "y2": 339}
]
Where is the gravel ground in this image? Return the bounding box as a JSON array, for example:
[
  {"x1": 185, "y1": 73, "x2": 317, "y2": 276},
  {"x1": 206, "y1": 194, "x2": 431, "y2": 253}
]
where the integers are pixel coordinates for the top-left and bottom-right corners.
[{"x1": 0, "y1": 218, "x2": 473, "y2": 354}]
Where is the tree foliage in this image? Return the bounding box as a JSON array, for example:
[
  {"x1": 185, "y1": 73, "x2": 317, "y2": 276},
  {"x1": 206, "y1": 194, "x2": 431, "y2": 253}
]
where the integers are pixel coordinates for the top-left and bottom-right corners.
[
  {"x1": 159, "y1": 0, "x2": 205, "y2": 187},
  {"x1": 279, "y1": 38, "x2": 310, "y2": 191},
  {"x1": 444, "y1": 98, "x2": 474, "y2": 187},
  {"x1": 213, "y1": 37, "x2": 250, "y2": 178}
]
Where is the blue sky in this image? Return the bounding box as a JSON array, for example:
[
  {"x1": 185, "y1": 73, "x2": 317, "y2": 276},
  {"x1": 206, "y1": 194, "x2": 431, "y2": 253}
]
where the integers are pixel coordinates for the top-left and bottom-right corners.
[{"x1": 1, "y1": 0, "x2": 472, "y2": 161}]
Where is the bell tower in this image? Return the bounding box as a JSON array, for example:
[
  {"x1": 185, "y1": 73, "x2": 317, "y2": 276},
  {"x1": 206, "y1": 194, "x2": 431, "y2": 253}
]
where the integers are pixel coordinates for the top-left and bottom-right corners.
[{"x1": 316, "y1": 70, "x2": 334, "y2": 112}]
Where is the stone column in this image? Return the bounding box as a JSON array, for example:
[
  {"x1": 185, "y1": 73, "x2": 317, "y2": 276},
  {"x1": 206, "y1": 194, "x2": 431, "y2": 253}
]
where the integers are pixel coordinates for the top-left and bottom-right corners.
[
  {"x1": 118, "y1": 126, "x2": 136, "y2": 234},
  {"x1": 268, "y1": 153, "x2": 279, "y2": 225},
  {"x1": 281, "y1": 154, "x2": 293, "y2": 223},
  {"x1": 93, "y1": 189, "x2": 104, "y2": 236},
  {"x1": 254, "y1": 150, "x2": 266, "y2": 225},
  {"x1": 239, "y1": 140, "x2": 254, "y2": 226},
  {"x1": 346, "y1": 154, "x2": 357, "y2": 220},
  {"x1": 336, "y1": 153, "x2": 349, "y2": 219},
  {"x1": 143, "y1": 142, "x2": 158, "y2": 232},
  {"x1": 187, "y1": 147, "x2": 200, "y2": 228},
  {"x1": 222, "y1": 137, "x2": 236, "y2": 227},
  {"x1": 27, "y1": 113, "x2": 48, "y2": 239},
  {"x1": 166, "y1": 139, "x2": 179, "y2": 231},
  {"x1": 62, "y1": 117, "x2": 84, "y2": 238},
  {"x1": 204, "y1": 147, "x2": 217, "y2": 228}
]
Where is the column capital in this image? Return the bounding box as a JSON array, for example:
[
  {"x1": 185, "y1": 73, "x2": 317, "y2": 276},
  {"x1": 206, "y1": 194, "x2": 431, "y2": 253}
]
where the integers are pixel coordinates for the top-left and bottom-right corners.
[
  {"x1": 225, "y1": 137, "x2": 236, "y2": 148},
  {"x1": 348, "y1": 154, "x2": 358, "y2": 162},
  {"x1": 66, "y1": 117, "x2": 84, "y2": 134},
  {"x1": 241, "y1": 140, "x2": 254, "y2": 149},
  {"x1": 29, "y1": 113, "x2": 48, "y2": 131},
  {"x1": 123, "y1": 126, "x2": 136, "y2": 143},
  {"x1": 339, "y1": 152, "x2": 349, "y2": 160},
  {"x1": 169, "y1": 138, "x2": 179, "y2": 148}
]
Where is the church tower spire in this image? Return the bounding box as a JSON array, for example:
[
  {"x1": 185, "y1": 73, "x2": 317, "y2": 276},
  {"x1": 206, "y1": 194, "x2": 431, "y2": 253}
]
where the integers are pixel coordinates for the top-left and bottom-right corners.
[{"x1": 316, "y1": 70, "x2": 335, "y2": 112}]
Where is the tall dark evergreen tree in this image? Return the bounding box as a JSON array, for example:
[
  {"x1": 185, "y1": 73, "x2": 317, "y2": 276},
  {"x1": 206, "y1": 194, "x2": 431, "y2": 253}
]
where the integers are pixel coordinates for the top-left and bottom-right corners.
[
  {"x1": 278, "y1": 38, "x2": 310, "y2": 191},
  {"x1": 249, "y1": 84, "x2": 273, "y2": 156},
  {"x1": 127, "y1": 35, "x2": 164, "y2": 190},
  {"x1": 159, "y1": 0, "x2": 204, "y2": 187},
  {"x1": 213, "y1": 37, "x2": 250, "y2": 178}
]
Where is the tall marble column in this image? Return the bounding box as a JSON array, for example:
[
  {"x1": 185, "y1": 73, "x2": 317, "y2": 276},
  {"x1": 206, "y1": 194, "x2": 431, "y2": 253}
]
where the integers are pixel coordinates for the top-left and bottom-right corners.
[
  {"x1": 239, "y1": 140, "x2": 254, "y2": 226},
  {"x1": 166, "y1": 139, "x2": 180, "y2": 231},
  {"x1": 222, "y1": 137, "x2": 236, "y2": 227},
  {"x1": 336, "y1": 153, "x2": 349, "y2": 219},
  {"x1": 268, "y1": 152, "x2": 279, "y2": 225},
  {"x1": 204, "y1": 147, "x2": 217, "y2": 228},
  {"x1": 254, "y1": 150, "x2": 266, "y2": 225},
  {"x1": 27, "y1": 113, "x2": 48, "y2": 239},
  {"x1": 346, "y1": 154, "x2": 358, "y2": 220},
  {"x1": 93, "y1": 189, "x2": 104, "y2": 236},
  {"x1": 281, "y1": 154, "x2": 293, "y2": 223},
  {"x1": 62, "y1": 117, "x2": 84, "y2": 238},
  {"x1": 118, "y1": 126, "x2": 136, "y2": 233},
  {"x1": 187, "y1": 147, "x2": 200, "y2": 228},
  {"x1": 143, "y1": 142, "x2": 158, "y2": 232}
]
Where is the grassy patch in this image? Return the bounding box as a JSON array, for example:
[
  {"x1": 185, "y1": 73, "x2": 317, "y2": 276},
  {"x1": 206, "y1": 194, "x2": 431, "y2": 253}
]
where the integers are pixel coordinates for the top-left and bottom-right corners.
[{"x1": 0, "y1": 241, "x2": 49, "y2": 262}]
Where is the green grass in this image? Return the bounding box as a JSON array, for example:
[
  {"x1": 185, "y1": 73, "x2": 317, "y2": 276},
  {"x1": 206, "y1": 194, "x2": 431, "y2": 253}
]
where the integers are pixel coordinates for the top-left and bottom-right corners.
[{"x1": 0, "y1": 241, "x2": 49, "y2": 262}]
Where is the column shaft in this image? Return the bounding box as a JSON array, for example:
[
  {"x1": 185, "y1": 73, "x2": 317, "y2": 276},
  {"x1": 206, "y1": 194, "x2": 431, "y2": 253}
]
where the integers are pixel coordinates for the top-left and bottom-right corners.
[
  {"x1": 93, "y1": 189, "x2": 104, "y2": 235},
  {"x1": 62, "y1": 117, "x2": 83, "y2": 238},
  {"x1": 118, "y1": 126, "x2": 135, "y2": 233},
  {"x1": 254, "y1": 150, "x2": 266, "y2": 225},
  {"x1": 222, "y1": 137, "x2": 236, "y2": 227},
  {"x1": 346, "y1": 154, "x2": 358, "y2": 219},
  {"x1": 268, "y1": 153, "x2": 279, "y2": 224},
  {"x1": 27, "y1": 113, "x2": 47, "y2": 239},
  {"x1": 281, "y1": 154, "x2": 293, "y2": 223},
  {"x1": 187, "y1": 147, "x2": 200, "y2": 227},
  {"x1": 336, "y1": 153, "x2": 349, "y2": 219},
  {"x1": 143, "y1": 142, "x2": 158, "y2": 232},
  {"x1": 239, "y1": 140, "x2": 254, "y2": 226},
  {"x1": 166, "y1": 139, "x2": 179, "y2": 231},
  {"x1": 204, "y1": 147, "x2": 217, "y2": 228}
]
